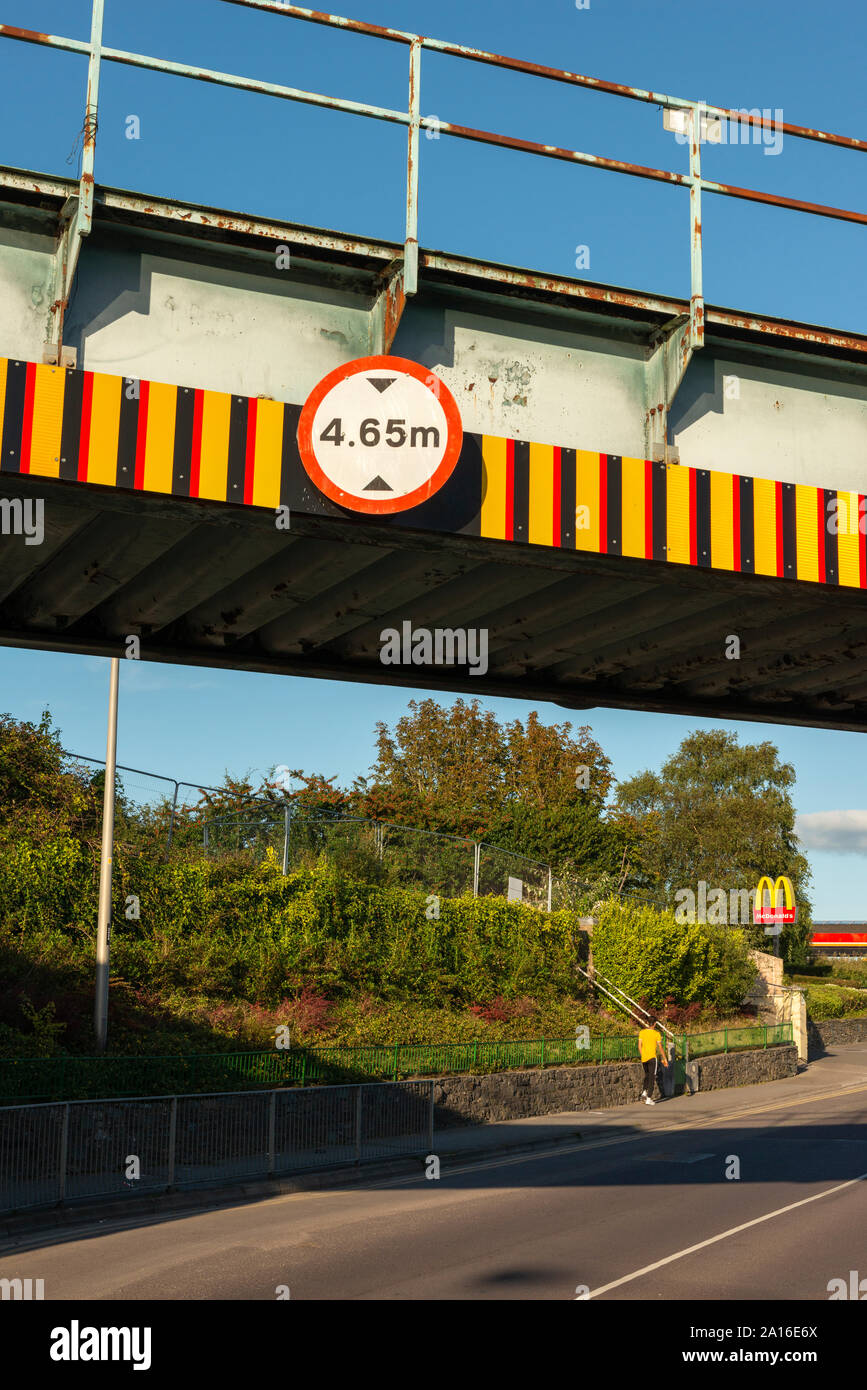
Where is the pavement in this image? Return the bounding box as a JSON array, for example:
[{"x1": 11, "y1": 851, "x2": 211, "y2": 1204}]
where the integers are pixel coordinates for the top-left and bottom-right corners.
[{"x1": 1, "y1": 1043, "x2": 866, "y2": 1299}]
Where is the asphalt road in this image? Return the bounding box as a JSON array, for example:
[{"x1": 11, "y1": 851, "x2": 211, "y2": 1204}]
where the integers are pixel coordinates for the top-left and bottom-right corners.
[{"x1": 3, "y1": 1045, "x2": 866, "y2": 1301}]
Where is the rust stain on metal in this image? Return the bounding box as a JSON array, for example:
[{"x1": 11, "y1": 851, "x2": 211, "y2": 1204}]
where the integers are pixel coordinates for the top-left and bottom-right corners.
[
  {"x1": 714, "y1": 105, "x2": 867, "y2": 153},
  {"x1": 381, "y1": 265, "x2": 407, "y2": 352},
  {"x1": 430, "y1": 38, "x2": 660, "y2": 105},
  {"x1": 222, "y1": 1, "x2": 414, "y2": 45},
  {"x1": 708, "y1": 311, "x2": 867, "y2": 354},
  {"x1": 440, "y1": 119, "x2": 688, "y2": 186},
  {"x1": 708, "y1": 177, "x2": 867, "y2": 226},
  {"x1": 0, "y1": 26, "x2": 50, "y2": 42}
]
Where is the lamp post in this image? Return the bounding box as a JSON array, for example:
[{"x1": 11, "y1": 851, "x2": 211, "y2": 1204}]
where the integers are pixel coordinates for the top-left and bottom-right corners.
[{"x1": 94, "y1": 657, "x2": 119, "y2": 1051}]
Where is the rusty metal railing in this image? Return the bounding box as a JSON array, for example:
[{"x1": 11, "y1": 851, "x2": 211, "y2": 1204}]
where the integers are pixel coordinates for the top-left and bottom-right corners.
[{"x1": 1, "y1": 0, "x2": 864, "y2": 365}]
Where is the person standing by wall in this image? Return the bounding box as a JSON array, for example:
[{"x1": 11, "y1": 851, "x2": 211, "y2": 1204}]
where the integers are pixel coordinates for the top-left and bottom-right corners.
[{"x1": 638, "y1": 1018, "x2": 667, "y2": 1105}]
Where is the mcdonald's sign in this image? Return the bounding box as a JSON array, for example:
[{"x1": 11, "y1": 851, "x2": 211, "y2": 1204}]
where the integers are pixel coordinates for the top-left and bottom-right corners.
[{"x1": 753, "y1": 875, "x2": 797, "y2": 927}]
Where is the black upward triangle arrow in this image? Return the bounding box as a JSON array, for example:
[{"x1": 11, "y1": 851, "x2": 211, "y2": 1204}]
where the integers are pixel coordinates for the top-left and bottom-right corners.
[{"x1": 364, "y1": 475, "x2": 393, "y2": 491}]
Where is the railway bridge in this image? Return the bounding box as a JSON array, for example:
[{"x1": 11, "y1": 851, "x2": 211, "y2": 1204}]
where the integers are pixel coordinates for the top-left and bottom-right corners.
[{"x1": 0, "y1": 2, "x2": 865, "y2": 728}]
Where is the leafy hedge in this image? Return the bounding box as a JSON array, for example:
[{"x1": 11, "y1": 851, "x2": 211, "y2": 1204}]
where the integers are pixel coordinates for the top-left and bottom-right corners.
[
  {"x1": 590, "y1": 897, "x2": 756, "y2": 1013},
  {"x1": 1, "y1": 836, "x2": 765, "y2": 1057},
  {"x1": 802, "y1": 983, "x2": 867, "y2": 1021},
  {"x1": 0, "y1": 849, "x2": 590, "y2": 1043}
]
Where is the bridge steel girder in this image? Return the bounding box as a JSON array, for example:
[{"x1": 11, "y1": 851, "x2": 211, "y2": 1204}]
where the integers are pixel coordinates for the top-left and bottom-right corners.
[{"x1": 0, "y1": 172, "x2": 867, "y2": 730}]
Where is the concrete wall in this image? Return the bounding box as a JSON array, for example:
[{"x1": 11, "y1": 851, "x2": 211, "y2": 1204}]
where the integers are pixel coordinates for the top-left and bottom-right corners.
[
  {"x1": 432, "y1": 1047, "x2": 798, "y2": 1128},
  {"x1": 747, "y1": 949, "x2": 784, "y2": 993},
  {"x1": 745, "y1": 951, "x2": 808, "y2": 1060}
]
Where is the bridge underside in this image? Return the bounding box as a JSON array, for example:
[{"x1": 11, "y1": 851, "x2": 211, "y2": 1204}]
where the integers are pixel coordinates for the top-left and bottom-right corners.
[
  {"x1": 2, "y1": 469, "x2": 866, "y2": 731},
  {"x1": 1, "y1": 171, "x2": 866, "y2": 728}
]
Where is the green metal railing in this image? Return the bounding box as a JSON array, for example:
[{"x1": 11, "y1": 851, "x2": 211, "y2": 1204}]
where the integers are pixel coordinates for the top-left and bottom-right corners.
[
  {"x1": 0, "y1": 1025, "x2": 793, "y2": 1106},
  {"x1": 680, "y1": 1023, "x2": 792, "y2": 1058}
]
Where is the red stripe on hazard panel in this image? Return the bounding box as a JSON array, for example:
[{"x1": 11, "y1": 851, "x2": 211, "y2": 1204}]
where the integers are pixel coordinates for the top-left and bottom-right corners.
[
  {"x1": 817, "y1": 488, "x2": 826, "y2": 583},
  {"x1": 190, "y1": 389, "x2": 204, "y2": 498},
  {"x1": 133, "y1": 379, "x2": 150, "y2": 490},
  {"x1": 505, "y1": 437, "x2": 515, "y2": 540},
  {"x1": 78, "y1": 372, "x2": 94, "y2": 481},
  {"x1": 19, "y1": 361, "x2": 36, "y2": 474},
  {"x1": 244, "y1": 397, "x2": 258, "y2": 506}
]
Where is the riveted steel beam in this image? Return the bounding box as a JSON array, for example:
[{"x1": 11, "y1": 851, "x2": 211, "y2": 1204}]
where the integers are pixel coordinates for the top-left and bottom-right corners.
[
  {"x1": 644, "y1": 109, "x2": 704, "y2": 462},
  {"x1": 368, "y1": 257, "x2": 407, "y2": 354},
  {"x1": 42, "y1": 0, "x2": 103, "y2": 366}
]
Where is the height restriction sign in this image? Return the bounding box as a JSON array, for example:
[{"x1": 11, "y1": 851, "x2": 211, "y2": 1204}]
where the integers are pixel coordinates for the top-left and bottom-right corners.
[{"x1": 297, "y1": 356, "x2": 463, "y2": 515}]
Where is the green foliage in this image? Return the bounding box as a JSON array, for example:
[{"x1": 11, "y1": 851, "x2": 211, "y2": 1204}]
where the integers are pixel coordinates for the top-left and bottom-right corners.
[
  {"x1": 0, "y1": 707, "x2": 821, "y2": 1058},
  {"x1": 614, "y1": 728, "x2": 814, "y2": 969},
  {"x1": 0, "y1": 850, "x2": 592, "y2": 1053},
  {"x1": 591, "y1": 896, "x2": 757, "y2": 1012},
  {"x1": 354, "y1": 697, "x2": 621, "y2": 877},
  {"x1": 803, "y1": 982, "x2": 867, "y2": 1020}
]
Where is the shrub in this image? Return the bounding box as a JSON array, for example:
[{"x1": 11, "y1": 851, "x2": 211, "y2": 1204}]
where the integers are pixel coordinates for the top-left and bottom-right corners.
[
  {"x1": 285, "y1": 988, "x2": 334, "y2": 1037},
  {"x1": 804, "y1": 983, "x2": 867, "y2": 1021},
  {"x1": 468, "y1": 995, "x2": 538, "y2": 1023},
  {"x1": 592, "y1": 897, "x2": 756, "y2": 1011}
]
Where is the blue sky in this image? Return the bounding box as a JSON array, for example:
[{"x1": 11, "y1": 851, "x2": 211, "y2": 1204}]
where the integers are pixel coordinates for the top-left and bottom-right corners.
[{"x1": 1, "y1": 0, "x2": 866, "y2": 914}]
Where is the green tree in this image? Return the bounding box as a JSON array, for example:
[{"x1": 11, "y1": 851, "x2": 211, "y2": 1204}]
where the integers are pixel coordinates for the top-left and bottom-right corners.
[
  {"x1": 614, "y1": 729, "x2": 813, "y2": 967},
  {"x1": 0, "y1": 709, "x2": 100, "y2": 846},
  {"x1": 355, "y1": 698, "x2": 621, "y2": 874}
]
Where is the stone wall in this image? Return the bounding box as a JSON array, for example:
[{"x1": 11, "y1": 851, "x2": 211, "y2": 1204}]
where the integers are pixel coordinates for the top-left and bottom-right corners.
[
  {"x1": 685, "y1": 1045, "x2": 798, "y2": 1093},
  {"x1": 432, "y1": 1046, "x2": 798, "y2": 1128},
  {"x1": 807, "y1": 1016, "x2": 867, "y2": 1055}
]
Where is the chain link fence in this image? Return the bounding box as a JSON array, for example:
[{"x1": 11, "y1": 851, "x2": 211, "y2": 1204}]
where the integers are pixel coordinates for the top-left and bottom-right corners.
[
  {"x1": 203, "y1": 808, "x2": 554, "y2": 907},
  {"x1": 58, "y1": 750, "x2": 669, "y2": 912},
  {"x1": 60, "y1": 750, "x2": 225, "y2": 862}
]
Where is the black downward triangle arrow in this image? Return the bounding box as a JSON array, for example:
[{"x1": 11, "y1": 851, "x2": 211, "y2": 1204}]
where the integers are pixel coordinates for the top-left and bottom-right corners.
[{"x1": 368, "y1": 377, "x2": 397, "y2": 393}]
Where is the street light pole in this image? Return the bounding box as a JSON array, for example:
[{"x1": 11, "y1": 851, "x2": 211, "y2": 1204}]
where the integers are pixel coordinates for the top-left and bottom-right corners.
[{"x1": 94, "y1": 657, "x2": 119, "y2": 1051}]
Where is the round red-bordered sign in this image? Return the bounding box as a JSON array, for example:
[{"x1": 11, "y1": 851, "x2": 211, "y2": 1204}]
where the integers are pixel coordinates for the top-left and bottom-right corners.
[{"x1": 297, "y1": 356, "x2": 463, "y2": 515}]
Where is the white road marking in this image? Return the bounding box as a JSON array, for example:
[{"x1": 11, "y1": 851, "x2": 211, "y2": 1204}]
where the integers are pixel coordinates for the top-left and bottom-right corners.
[{"x1": 588, "y1": 1171, "x2": 867, "y2": 1299}]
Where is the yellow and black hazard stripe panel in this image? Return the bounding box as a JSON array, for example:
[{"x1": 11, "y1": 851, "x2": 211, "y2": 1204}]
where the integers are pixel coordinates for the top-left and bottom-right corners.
[
  {"x1": 2, "y1": 356, "x2": 866, "y2": 592},
  {"x1": 476, "y1": 434, "x2": 866, "y2": 589}
]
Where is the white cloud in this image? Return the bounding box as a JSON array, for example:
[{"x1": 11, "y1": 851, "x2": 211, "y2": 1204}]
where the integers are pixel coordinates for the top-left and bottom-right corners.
[{"x1": 796, "y1": 810, "x2": 867, "y2": 855}]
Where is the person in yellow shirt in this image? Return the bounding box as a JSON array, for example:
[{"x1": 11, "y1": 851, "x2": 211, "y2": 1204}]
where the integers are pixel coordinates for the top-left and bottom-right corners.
[{"x1": 638, "y1": 1019, "x2": 667, "y2": 1105}]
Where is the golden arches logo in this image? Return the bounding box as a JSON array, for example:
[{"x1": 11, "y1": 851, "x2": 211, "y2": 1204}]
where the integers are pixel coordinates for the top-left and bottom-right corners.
[{"x1": 753, "y1": 875, "x2": 797, "y2": 927}]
